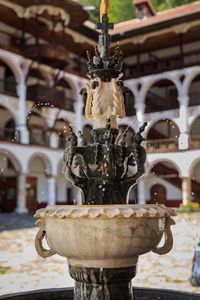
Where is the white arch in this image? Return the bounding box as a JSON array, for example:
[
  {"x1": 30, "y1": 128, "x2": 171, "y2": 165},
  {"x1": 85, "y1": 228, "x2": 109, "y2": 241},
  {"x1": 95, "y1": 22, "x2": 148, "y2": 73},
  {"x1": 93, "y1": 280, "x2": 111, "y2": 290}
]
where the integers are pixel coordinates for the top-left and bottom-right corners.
[
  {"x1": 0, "y1": 50, "x2": 24, "y2": 83},
  {"x1": 189, "y1": 157, "x2": 200, "y2": 177},
  {"x1": 189, "y1": 114, "x2": 200, "y2": 134},
  {"x1": 146, "y1": 117, "x2": 180, "y2": 137},
  {"x1": 183, "y1": 67, "x2": 200, "y2": 96},
  {"x1": 0, "y1": 148, "x2": 22, "y2": 173},
  {"x1": 0, "y1": 100, "x2": 18, "y2": 123},
  {"x1": 139, "y1": 75, "x2": 181, "y2": 106},
  {"x1": 27, "y1": 153, "x2": 52, "y2": 176},
  {"x1": 146, "y1": 158, "x2": 181, "y2": 177}
]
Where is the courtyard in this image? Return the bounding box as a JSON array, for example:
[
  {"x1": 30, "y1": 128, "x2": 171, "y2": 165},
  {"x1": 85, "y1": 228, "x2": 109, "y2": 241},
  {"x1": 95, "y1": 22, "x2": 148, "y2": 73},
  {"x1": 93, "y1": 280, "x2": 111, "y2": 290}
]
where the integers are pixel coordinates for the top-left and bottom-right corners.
[{"x1": 0, "y1": 212, "x2": 200, "y2": 295}]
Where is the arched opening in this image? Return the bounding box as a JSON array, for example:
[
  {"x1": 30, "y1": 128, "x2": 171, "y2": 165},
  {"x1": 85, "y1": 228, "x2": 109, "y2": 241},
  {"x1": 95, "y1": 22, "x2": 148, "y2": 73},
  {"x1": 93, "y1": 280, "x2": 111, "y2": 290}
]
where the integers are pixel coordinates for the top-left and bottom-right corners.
[
  {"x1": 145, "y1": 79, "x2": 179, "y2": 114},
  {"x1": 147, "y1": 161, "x2": 181, "y2": 207},
  {"x1": 0, "y1": 106, "x2": 19, "y2": 143},
  {"x1": 191, "y1": 161, "x2": 200, "y2": 203},
  {"x1": 83, "y1": 124, "x2": 93, "y2": 144},
  {"x1": 147, "y1": 119, "x2": 179, "y2": 152},
  {"x1": 26, "y1": 68, "x2": 49, "y2": 104},
  {"x1": 27, "y1": 69, "x2": 75, "y2": 111},
  {"x1": 0, "y1": 153, "x2": 18, "y2": 212},
  {"x1": 28, "y1": 112, "x2": 48, "y2": 146},
  {"x1": 118, "y1": 125, "x2": 135, "y2": 146},
  {"x1": 54, "y1": 79, "x2": 74, "y2": 111},
  {"x1": 54, "y1": 118, "x2": 70, "y2": 149},
  {"x1": 0, "y1": 61, "x2": 17, "y2": 96},
  {"x1": 27, "y1": 156, "x2": 49, "y2": 212},
  {"x1": 56, "y1": 161, "x2": 74, "y2": 205},
  {"x1": 189, "y1": 74, "x2": 200, "y2": 107},
  {"x1": 190, "y1": 116, "x2": 200, "y2": 149},
  {"x1": 124, "y1": 94, "x2": 135, "y2": 116},
  {"x1": 150, "y1": 184, "x2": 167, "y2": 205}
]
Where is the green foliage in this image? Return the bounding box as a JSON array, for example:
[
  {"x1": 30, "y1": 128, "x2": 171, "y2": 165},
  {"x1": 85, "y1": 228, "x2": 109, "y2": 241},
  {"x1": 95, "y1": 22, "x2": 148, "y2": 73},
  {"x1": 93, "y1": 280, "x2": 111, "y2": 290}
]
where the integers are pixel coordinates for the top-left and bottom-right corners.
[
  {"x1": 80, "y1": 0, "x2": 197, "y2": 24},
  {"x1": 152, "y1": 0, "x2": 197, "y2": 12},
  {"x1": 179, "y1": 201, "x2": 199, "y2": 213},
  {"x1": 80, "y1": 0, "x2": 135, "y2": 24}
]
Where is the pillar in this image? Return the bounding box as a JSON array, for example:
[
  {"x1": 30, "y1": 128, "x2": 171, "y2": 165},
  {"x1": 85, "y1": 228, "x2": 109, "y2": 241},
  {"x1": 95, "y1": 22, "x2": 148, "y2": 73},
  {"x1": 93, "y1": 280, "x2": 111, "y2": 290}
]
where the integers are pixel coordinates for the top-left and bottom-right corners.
[
  {"x1": 74, "y1": 97, "x2": 84, "y2": 133},
  {"x1": 49, "y1": 131, "x2": 59, "y2": 149},
  {"x1": 16, "y1": 173, "x2": 28, "y2": 214},
  {"x1": 47, "y1": 176, "x2": 56, "y2": 206},
  {"x1": 182, "y1": 177, "x2": 192, "y2": 206},
  {"x1": 16, "y1": 82, "x2": 29, "y2": 144},
  {"x1": 138, "y1": 177, "x2": 146, "y2": 205},
  {"x1": 178, "y1": 95, "x2": 189, "y2": 150},
  {"x1": 135, "y1": 102, "x2": 145, "y2": 124}
]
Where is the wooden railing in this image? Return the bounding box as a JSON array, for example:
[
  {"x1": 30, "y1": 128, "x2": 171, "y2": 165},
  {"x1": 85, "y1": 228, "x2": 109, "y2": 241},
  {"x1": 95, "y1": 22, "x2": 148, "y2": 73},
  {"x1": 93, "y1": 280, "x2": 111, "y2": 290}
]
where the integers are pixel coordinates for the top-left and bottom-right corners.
[
  {"x1": 147, "y1": 138, "x2": 178, "y2": 152},
  {"x1": 29, "y1": 131, "x2": 50, "y2": 147},
  {"x1": 124, "y1": 49, "x2": 200, "y2": 79},
  {"x1": 0, "y1": 128, "x2": 20, "y2": 143}
]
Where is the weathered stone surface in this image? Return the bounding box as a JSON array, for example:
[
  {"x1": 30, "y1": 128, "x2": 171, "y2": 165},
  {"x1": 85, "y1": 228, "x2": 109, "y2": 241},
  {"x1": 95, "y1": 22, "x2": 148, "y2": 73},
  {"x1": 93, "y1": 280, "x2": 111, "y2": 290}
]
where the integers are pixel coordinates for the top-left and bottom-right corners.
[{"x1": 70, "y1": 266, "x2": 136, "y2": 300}]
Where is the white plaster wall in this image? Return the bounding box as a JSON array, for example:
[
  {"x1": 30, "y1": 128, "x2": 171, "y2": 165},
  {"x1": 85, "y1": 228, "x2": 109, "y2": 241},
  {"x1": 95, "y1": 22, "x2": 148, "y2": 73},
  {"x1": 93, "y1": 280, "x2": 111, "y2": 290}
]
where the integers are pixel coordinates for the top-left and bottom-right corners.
[{"x1": 145, "y1": 175, "x2": 182, "y2": 201}]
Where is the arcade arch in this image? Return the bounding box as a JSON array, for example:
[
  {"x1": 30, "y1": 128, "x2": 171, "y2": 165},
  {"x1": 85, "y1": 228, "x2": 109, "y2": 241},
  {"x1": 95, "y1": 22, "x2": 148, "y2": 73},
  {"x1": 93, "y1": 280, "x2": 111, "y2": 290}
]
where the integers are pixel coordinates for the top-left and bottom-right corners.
[
  {"x1": 147, "y1": 119, "x2": 179, "y2": 152},
  {"x1": 147, "y1": 160, "x2": 181, "y2": 207},
  {"x1": 0, "y1": 152, "x2": 20, "y2": 212},
  {"x1": 144, "y1": 79, "x2": 179, "y2": 114}
]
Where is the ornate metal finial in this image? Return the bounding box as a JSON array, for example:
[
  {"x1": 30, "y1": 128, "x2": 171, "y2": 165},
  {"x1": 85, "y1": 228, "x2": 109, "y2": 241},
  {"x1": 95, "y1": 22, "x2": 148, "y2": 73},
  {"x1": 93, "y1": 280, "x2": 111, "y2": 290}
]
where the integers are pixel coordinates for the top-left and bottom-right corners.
[
  {"x1": 97, "y1": 0, "x2": 113, "y2": 61},
  {"x1": 100, "y1": 0, "x2": 110, "y2": 20}
]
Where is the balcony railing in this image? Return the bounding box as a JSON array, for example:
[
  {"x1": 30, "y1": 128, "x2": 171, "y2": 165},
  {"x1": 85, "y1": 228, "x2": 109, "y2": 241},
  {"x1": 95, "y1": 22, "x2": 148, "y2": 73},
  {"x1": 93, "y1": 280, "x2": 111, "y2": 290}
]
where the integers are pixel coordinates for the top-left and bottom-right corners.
[
  {"x1": 29, "y1": 131, "x2": 50, "y2": 147},
  {"x1": 0, "y1": 128, "x2": 20, "y2": 143},
  {"x1": 124, "y1": 49, "x2": 200, "y2": 79},
  {"x1": 147, "y1": 138, "x2": 178, "y2": 153},
  {"x1": 0, "y1": 79, "x2": 17, "y2": 97},
  {"x1": 190, "y1": 135, "x2": 200, "y2": 149},
  {"x1": 27, "y1": 84, "x2": 74, "y2": 112}
]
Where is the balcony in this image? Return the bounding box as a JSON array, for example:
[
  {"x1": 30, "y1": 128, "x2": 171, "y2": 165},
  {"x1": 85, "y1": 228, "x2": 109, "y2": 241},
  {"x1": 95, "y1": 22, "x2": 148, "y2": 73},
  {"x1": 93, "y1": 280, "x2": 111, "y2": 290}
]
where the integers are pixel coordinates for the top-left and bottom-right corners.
[
  {"x1": 27, "y1": 84, "x2": 74, "y2": 112},
  {"x1": 24, "y1": 44, "x2": 69, "y2": 68},
  {"x1": 0, "y1": 128, "x2": 20, "y2": 143},
  {"x1": 147, "y1": 138, "x2": 178, "y2": 153},
  {"x1": 124, "y1": 49, "x2": 200, "y2": 79}
]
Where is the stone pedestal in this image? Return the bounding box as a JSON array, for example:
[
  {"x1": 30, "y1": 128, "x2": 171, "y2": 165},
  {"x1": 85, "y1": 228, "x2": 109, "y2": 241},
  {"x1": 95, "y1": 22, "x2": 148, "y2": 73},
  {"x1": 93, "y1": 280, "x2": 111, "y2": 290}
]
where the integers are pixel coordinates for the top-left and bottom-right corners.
[{"x1": 70, "y1": 266, "x2": 136, "y2": 300}]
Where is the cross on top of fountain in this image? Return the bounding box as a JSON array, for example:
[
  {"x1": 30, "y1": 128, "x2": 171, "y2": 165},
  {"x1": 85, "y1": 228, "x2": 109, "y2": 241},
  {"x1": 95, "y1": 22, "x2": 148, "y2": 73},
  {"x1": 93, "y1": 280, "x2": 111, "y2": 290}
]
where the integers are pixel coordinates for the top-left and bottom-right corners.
[
  {"x1": 62, "y1": 0, "x2": 147, "y2": 205},
  {"x1": 86, "y1": 0, "x2": 123, "y2": 82}
]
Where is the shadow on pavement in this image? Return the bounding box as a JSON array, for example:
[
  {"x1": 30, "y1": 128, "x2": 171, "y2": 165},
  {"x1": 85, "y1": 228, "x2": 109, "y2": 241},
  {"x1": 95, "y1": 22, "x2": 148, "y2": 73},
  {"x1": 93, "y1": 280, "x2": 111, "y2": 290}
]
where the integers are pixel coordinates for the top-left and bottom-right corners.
[{"x1": 0, "y1": 213, "x2": 36, "y2": 231}]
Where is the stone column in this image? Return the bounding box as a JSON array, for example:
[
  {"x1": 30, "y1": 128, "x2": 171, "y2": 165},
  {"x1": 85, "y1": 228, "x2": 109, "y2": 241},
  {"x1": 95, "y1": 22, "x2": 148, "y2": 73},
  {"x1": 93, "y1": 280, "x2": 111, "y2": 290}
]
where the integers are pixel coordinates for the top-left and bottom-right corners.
[
  {"x1": 138, "y1": 177, "x2": 146, "y2": 205},
  {"x1": 47, "y1": 176, "x2": 56, "y2": 206},
  {"x1": 70, "y1": 265, "x2": 136, "y2": 300},
  {"x1": 74, "y1": 97, "x2": 84, "y2": 132},
  {"x1": 135, "y1": 102, "x2": 145, "y2": 124},
  {"x1": 16, "y1": 173, "x2": 28, "y2": 214},
  {"x1": 178, "y1": 95, "x2": 189, "y2": 150},
  {"x1": 49, "y1": 131, "x2": 59, "y2": 149},
  {"x1": 16, "y1": 82, "x2": 29, "y2": 144},
  {"x1": 182, "y1": 177, "x2": 192, "y2": 206}
]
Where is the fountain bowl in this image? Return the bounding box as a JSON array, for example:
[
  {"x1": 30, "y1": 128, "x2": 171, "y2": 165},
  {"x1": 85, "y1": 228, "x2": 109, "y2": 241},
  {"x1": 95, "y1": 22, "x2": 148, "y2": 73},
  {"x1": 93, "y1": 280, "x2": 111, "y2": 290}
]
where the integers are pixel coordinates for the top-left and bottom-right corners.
[{"x1": 35, "y1": 204, "x2": 176, "y2": 269}]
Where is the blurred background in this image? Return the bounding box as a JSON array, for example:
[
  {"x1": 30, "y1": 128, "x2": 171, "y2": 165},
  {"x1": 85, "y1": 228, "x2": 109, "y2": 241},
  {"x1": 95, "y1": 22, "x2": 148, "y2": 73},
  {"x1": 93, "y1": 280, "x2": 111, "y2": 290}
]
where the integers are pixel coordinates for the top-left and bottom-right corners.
[{"x1": 0, "y1": 0, "x2": 200, "y2": 295}]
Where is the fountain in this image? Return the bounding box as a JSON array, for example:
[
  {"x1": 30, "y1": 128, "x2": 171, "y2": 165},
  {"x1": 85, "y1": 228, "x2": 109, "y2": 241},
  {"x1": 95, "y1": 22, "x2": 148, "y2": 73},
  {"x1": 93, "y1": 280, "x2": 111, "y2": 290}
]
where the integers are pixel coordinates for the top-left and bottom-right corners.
[
  {"x1": 1, "y1": 1, "x2": 200, "y2": 300},
  {"x1": 33, "y1": 1, "x2": 176, "y2": 299}
]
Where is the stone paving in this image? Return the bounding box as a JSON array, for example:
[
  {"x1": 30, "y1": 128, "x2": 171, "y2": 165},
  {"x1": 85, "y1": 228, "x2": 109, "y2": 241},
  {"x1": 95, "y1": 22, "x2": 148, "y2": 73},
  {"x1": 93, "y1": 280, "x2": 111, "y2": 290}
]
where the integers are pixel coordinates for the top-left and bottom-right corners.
[{"x1": 0, "y1": 213, "x2": 200, "y2": 295}]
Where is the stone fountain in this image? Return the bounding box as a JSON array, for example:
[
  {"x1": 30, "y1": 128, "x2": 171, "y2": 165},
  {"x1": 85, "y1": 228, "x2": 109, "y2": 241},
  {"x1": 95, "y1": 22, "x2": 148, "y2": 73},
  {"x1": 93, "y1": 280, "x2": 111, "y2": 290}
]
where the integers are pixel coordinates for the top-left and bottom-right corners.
[{"x1": 34, "y1": 1, "x2": 176, "y2": 299}]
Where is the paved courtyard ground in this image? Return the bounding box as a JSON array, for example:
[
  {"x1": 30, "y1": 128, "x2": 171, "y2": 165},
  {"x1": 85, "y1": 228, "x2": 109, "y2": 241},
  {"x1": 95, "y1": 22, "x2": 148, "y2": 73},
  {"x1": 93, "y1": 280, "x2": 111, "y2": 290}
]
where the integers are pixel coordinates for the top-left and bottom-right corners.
[{"x1": 0, "y1": 212, "x2": 200, "y2": 295}]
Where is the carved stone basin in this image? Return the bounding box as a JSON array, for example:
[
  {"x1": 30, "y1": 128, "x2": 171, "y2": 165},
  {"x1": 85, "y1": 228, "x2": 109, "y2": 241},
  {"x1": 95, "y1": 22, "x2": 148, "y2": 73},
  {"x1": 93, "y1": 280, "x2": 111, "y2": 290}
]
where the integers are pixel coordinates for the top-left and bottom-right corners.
[
  {"x1": 35, "y1": 204, "x2": 176, "y2": 267},
  {"x1": 35, "y1": 204, "x2": 176, "y2": 299}
]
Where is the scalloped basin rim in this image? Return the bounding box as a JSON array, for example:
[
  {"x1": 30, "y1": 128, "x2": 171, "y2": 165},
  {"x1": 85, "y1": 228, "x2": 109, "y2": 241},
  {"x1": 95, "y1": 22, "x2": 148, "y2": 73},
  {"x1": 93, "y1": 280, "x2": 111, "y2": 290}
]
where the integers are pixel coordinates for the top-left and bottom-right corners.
[{"x1": 34, "y1": 204, "x2": 177, "y2": 219}]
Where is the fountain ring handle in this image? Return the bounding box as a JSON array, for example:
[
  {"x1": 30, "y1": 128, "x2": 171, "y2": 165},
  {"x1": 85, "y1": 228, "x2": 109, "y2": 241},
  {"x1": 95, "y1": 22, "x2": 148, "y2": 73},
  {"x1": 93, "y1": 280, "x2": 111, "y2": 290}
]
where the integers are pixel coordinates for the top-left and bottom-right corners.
[
  {"x1": 35, "y1": 225, "x2": 56, "y2": 258},
  {"x1": 152, "y1": 217, "x2": 175, "y2": 255}
]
